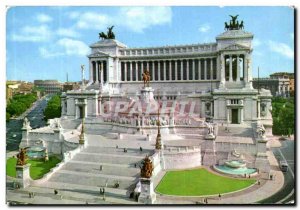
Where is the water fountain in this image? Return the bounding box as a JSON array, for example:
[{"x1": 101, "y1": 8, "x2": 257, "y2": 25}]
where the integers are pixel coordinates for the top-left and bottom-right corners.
[{"x1": 214, "y1": 160, "x2": 257, "y2": 176}]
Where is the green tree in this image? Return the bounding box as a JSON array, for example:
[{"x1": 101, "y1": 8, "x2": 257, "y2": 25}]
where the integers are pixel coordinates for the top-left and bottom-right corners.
[
  {"x1": 6, "y1": 112, "x2": 10, "y2": 122},
  {"x1": 271, "y1": 97, "x2": 295, "y2": 135},
  {"x1": 44, "y1": 95, "x2": 61, "y2": 120}
]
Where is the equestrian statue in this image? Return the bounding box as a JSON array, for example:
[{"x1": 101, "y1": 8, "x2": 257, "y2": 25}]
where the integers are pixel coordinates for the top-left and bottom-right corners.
[{"x1": 142, "y1": 69, "x2": 151, "y2": 87}]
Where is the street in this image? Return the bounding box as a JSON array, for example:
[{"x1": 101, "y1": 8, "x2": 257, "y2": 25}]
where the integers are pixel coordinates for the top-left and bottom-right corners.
[
  {"x1": 6, "y1": 96, "x2": 50, "y2": 152},
  {"x1": 259, "y1": 140, "x2": 295, "y2": 204}
]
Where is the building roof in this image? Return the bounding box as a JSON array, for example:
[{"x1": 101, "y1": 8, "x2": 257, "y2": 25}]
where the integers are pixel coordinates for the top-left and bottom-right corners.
[
  {"x1": 216, "y1": 29, "x2": 253, "y2": 40},
  {"x1": 90, "y1": 39, "x2": 127, "y2": 48}
]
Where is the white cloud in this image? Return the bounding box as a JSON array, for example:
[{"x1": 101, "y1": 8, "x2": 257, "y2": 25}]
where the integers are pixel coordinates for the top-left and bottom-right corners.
[
  {"x1": 119, "y1": 7, "x2": 172, "y2": 33},
  {"x1": 56, "y1": 28, "x2": 80, "y2": 38},
  {"x1": 75, "y1": 12, "x2": 109, "y2": 30},
  {"x1": 198, "y1": 24, "x2": 210, "y2": 33},
  {"x1": 37, "y1": 13, "x2": 53, "y2": 23},
  {"x1": 268, "y1": 40, "x2": 294, "y2": 59},
  {"x1": 11, "y1": 25, "x2": 52, "y2": 42},
  {"x1": 57, "y1": 38, "x2": 90, "y2": 56},
  {"x1": 39, "y1": 38, "x2": 90, "y2": 58},
  {"x1": 252, "y1": 38, "x2": 261, "y2": 47},
  {"x1": 69, "y1": 7, "x2": 172, "y2": 33}
]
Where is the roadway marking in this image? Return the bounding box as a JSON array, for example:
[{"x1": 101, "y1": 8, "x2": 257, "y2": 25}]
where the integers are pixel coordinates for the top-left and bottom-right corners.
[
  {"x1": 277, "y1": 148, "x2": 294, "y2": 179},
  {"x1": 276, "y1": 189, "x2": 294, "y2": 204}
]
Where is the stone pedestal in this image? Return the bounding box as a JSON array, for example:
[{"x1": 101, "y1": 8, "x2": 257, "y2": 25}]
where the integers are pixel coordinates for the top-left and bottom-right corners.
[
  {"x1": 15, "y1": 164, "x2": 31, "y2": 188},
  {"x1": 255, "y1": 153, "x2": 270, "y2": 173},
  {"x1": 205, "y1": 133, "x2": 216, "y2": 140},
  {"x1": 202, "y1": 140, "x2": 217, "y2": 166},
  {"x1": 118, "y1": 133, "x2": 123, "y2": 140},
  {"x1": 138, "y1": 178, "x2": 156, "y2": 204},
  {"x1": 140, "y1": 87, "x2": 154, "y2": 103}
]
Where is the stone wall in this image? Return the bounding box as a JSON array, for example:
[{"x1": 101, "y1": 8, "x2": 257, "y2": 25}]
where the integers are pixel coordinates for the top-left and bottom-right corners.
[{"x1": 163, "y1": 146, "x2": 201, "y2": 169}]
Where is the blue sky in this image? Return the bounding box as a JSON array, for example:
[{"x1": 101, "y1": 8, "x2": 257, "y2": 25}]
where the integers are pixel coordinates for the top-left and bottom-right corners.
[{"x1": 6, "y1": 6, "x2": 294, "y2": 82}]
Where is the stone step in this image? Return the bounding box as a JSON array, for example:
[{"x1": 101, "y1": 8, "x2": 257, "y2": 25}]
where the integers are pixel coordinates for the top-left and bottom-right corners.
[
  {"x1": 56, "y1": 170, "x2": 137, "y2": 181},
  {"x1": 61, "y1": 161, "x2": 140, "y2": 177},
  {"x1": 11, "y1": 182, "x2": 137, "y2": 204},
  {"x1": 48, "y1": 171, "x2": 137, "y2": 190},
  {"x1": 79, "y1": 151, "x2": 148, "y2": 159},
  {"x1": 73, "y1": 153, "x2": 144, "y2": 165},
  {"x1": 82, "y1": 146, "x2": 153, "y2": 156}
]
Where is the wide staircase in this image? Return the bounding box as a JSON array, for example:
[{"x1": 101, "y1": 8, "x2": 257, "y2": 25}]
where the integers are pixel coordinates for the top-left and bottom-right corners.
[{"x1": 28, "y1": 146, "x2": 154, "y2": 204}]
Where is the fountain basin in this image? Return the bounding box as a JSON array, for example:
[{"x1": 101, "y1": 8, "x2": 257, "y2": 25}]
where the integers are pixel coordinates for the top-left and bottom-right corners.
[
  {"x1": 214, "y1": 160, "x2": 257, "y2": 176},
  {"x1": 224, "y1": 160, "x2": 246, "y2": 168},
  {"x1": 27, "y1": 146, "x2": 46, "y2": 159}
]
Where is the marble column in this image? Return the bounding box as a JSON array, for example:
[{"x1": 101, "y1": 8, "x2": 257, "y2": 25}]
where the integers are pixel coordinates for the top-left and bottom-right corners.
[
  {"x1": 198, "y1": 59, "x2": 201, "y2": 80},
  {"x1": 100, "y1": 61, "x2": 104, "y2": 84},
  {"x1": 158, "y1": 61, "x2": 161, "y2": 81},
  {"x1": 169, "y1": 60, "x2": 172, "y2": 80},
  {"x1": 221, "y1": 55, "x2": 225, "y2": 84},
  {"x1": 204, "y1": 59, "x2": 207, "y2": 80},
  {"x1": 175, "y1": 60, "x2": 178, "y2": 80},
  {"x1": 163, "y1": 60, "x2": 166, "y2": 81},
  {"x1": 227, "y1": 108, "x2": 230, "y2": 123},
  {"x1": 95, "y1": 61, "x2": 99, "y2": 83},
  {"x1": 152, "y1": 61, "x2": 155, "y2": 81},
  {"x1": 130, "y1": 61, "x2": 133, "y2": 81},
  {"x1": 236, "y1": 55, "x2": 240, "y2": 81},
  {"x1": 244, "y1": 54, "x2": 248, "y2": 82},
  {"x1": 229, "y1": 55, "x2": 233, "y2": 82},
  {"x1": 240, "y1": 108, "x2": 244, "y2": 123},
  {"x1": 210, "y1": 58, "x2": 213, "y2": 80},
  {"x1": 141, "y1": 61, "x2": 144, "y2": 81},
  {"x1": 186, "y1": 60, "x2": 189, "y2": 80},
  {"x1": 136, "y1": 62, "x2": 138, "y2": 81},
  {"x1": 89, "y1": 60, "x2": 93, "y2": 83},
  {"x1": 257, "y1": 100, "x2": 261, "y2": 119},
  {"x1": 124, "y1": 62, "x2": 127, "y2": 81},
  {"x1": 180, "y1": 60, "x2": 183, "y2": 80},
  {"x1": 192, "y1": 59, "x2": 195, "y2": 80}
]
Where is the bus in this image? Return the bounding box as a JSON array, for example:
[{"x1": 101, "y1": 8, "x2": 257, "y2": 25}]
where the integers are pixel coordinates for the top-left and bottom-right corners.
[{"x1": 280, "y1": 160, "x2": 288, "y2": 172}]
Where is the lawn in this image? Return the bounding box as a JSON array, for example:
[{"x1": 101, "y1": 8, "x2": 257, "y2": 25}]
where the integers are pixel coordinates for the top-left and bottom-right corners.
[
  {"x1": 6, "y1": 156, "x2": 61, "y2": 180},
  {"x1": 156, "y1": 168, "x2": 256, "y2": 196}
]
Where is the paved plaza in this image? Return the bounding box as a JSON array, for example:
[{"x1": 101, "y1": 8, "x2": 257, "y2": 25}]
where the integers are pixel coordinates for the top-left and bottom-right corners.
[{"x1": 7, "y1": 129, "x2": 285, "y2": 205}]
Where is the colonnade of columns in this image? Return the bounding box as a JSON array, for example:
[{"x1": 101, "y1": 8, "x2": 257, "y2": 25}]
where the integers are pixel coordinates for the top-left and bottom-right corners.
[
  {"x1": 90, "y1": 60, "x2": 106, "y2": 84},
  {"x1": 120, "y1": 58, "x2": 217, "y2": 82},
  {"x1": 220, "y1": 54, "x2": 248, "y2": 83}
]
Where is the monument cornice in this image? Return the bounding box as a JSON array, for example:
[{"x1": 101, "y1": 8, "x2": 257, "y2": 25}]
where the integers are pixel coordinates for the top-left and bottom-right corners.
[{"x1": 118, "y1": 52, "x2": 218, "y2": 61}]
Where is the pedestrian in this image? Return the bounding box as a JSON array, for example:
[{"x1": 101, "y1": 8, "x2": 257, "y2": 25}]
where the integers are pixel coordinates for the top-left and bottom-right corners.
[
  {"x1": 218, "y1": 193, "x2": 221, "y2": 200},
  {"x1": 103, "y1": 188, "x2": 105, "y2": 194},
  {"x1": 134, "y1": 163, "x2": 137, "y2": 168},
  {"x1": 244, "y1": 173, "x2": 246, "y2": 178},
  {"x1": 100, "y1": 165, "x2": 103, "y2": 171},
  {"x1": 140, "y1": 146, "x2": 143, "y2": 152},
  {"x1": 54, "y1": 189, "x2": 58, "y2": 195},
  {"x1": 270, "y1": 174, "x2": 273, "y2": 180},
  {"x1": 29, "y1": 192, "x2": 31, "y2": 198},
  {"x1": 258, "y1": 180, "x2": 260, "y2": 185},
  {"x1": 116, "y1": 145, "x2": 118, "y2": 149},
  {"x1": 248, "y1": 174, "x2": 250, "y2": 179}
]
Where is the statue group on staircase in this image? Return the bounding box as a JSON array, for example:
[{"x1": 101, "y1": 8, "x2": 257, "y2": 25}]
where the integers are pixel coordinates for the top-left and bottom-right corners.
[
  {"x1": 140, "y1": 155, "x2": 154, "y2": 179},
  {"x1": 16, "y1": 148, "x2": 28, "y2": 166}
]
